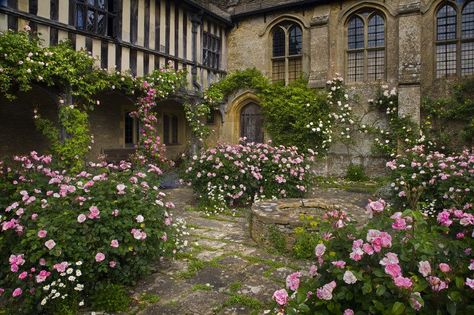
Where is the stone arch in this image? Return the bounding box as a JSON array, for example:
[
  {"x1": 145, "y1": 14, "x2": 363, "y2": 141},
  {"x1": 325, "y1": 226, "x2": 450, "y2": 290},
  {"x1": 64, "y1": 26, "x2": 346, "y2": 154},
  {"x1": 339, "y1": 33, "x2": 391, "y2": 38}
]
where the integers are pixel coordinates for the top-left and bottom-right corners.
[
  {"x1": 221, "y1": 91, "x2": 261, "y2": 144},
  {"x1": 258, "y1": 14, "x2": 309, "y2": 37},
  {"x1": 338, "y1": 1, "x2": 396, "y2": 23}
]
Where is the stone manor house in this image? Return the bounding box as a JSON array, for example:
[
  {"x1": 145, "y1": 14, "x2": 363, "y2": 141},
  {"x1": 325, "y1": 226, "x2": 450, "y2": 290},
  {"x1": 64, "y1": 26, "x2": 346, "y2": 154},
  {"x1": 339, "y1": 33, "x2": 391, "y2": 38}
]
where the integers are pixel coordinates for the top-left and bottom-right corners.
[{"x1": 0, "y1": 0, "x2": 473, "y2": 174}]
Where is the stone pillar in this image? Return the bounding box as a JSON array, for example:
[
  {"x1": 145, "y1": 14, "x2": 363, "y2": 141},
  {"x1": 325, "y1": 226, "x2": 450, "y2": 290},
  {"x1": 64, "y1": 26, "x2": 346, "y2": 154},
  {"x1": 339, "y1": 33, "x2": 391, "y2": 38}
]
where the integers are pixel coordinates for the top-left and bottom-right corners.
[
  {"x1": 308, "y1": 11, "x2": 330, "y2": 88},
  {"x1": 397, "y1": 1, "x2": 422, "y2": 124}
]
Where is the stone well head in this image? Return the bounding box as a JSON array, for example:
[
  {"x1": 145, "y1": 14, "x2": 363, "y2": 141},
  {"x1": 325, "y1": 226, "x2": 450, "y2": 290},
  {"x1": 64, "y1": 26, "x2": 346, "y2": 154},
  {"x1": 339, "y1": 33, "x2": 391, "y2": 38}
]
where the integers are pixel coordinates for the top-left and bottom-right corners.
[{"x1": 249, "y1": 197, "x2": 367, "y2": 251}]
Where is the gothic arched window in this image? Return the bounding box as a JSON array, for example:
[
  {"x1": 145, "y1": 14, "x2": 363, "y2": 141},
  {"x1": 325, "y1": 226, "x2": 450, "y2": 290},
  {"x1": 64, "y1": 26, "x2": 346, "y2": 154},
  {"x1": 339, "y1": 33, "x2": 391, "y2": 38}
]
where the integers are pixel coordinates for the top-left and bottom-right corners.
[
  {"x1": 346, "y1": 10, "x2": 386, "y2": 82},
  {"x1": 271, "y1": 22, "x2": 303, "y2": 84},
  {"x1": 436, "y1": 1, "x2": 474, "y2": 77}
]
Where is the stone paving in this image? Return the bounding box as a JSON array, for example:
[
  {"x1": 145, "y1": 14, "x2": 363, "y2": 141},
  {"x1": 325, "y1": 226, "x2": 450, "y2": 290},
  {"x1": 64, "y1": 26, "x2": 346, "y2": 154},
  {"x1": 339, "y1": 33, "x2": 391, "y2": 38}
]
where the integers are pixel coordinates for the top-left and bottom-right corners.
[{"x1": 129, "y1": 187, "x2": 372, "y2": 315}]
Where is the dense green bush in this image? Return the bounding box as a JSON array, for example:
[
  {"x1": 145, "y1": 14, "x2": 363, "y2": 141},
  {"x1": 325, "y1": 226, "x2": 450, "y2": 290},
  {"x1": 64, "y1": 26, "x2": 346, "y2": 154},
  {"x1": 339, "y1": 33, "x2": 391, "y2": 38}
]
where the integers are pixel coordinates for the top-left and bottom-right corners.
[
  {"x1": 345, "y1": 164, "x2": 368, "y2": 182},
  {"x1": 182, "y1": 141, "x2": 315, "y2": 207},
  {"x1": 0, "y1": 152, "x2": 183, "y2": 313}
]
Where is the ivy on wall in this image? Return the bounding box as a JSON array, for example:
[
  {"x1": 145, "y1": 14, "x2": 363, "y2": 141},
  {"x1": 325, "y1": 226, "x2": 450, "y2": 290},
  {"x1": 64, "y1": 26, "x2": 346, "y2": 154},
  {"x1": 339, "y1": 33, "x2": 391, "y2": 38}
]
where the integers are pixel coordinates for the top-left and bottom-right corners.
[
  {"x1": 0, "y1": 29, "x2": 186, "y2": 169},
  {"x1": 422, "y1": 79, "x2": 474, "y2": 151}
]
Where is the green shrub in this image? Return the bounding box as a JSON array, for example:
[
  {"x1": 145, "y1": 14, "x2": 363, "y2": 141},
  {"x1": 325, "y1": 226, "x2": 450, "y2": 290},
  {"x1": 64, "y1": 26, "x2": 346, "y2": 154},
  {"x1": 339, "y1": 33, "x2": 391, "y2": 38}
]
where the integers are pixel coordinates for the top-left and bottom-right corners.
[
  {"x1": 91, "y1": 284, "x2": 130, "y2": 313},
  {"x1": 345, "y1": 164, "x2": 368, "y2": 182}
]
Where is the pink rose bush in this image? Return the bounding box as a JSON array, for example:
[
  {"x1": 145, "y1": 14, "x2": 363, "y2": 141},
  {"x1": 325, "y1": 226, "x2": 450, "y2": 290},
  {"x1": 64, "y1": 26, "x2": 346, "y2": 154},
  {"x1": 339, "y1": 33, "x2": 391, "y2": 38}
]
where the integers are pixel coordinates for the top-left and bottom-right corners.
[
  {"x1": 272, "y1": 149, "x2": 474, "y2": 314},
  {"x1": 388, "y1": 146, "x2": 473, "y2": 217},
  {"x1": 182, "y1": 140, "x2": 314, "y2": 210},
  {"x1": 0, "y1": 152, "x2": 186, "y2": 313}
]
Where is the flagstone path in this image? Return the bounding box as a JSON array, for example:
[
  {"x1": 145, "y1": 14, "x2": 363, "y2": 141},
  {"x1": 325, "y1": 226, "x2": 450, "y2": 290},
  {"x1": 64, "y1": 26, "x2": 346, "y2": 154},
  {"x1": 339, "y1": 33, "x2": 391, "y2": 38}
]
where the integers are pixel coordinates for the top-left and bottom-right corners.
[{"x1": 128, "y1": 187, "x2": 371, "y2": 315}]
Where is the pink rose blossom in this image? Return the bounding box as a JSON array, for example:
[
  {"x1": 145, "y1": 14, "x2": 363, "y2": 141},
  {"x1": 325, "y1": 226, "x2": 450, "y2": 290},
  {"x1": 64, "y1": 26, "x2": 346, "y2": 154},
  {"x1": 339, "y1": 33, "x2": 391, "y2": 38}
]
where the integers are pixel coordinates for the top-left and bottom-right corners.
[
  {"x1": 385, "y1": 264, "x2": 402, "y2": 278},
  {"x1": 12, "y1": 288, "x2": 22, "y2": 297},
  {"x1": 77, "y1": 214, "x2": 87, "y2": 223},
  {"x1": 366, "y1": 199, "x2": 386, "y2": 216},
  {"x1": 331, "y1": 260, "x2": 346, "y2": 268},
  {"x1": 109, "y1": 261, "x2": 117, "y2": 268},
  {"x1": 37, "y1": 230, "x2": 47, "y2": 238},
  {"x1": 53, "y1": 262, "x2": 69, "y2": 273},
  {"x1": 309, "y1": 265, "x2": 318, "y2": 277},
  {"x1": 88, "y1": 206, "x2": 100, "y2": 219},
  {"x1": 18, "y1": 271, "x2": 28, "y2": 280},
  {"x1": 349, "y1": 247, "x2": 364, "y2": 261},
  {"x1": 437, "y1": 210, "x2": 452, "y2": 227},
  {"x1": 110, "y1": 240, "x2": 119, "y2": 248},
  {"x1": 428, "y1": 276, "x2": 448, "y2": 292},
  {"x1": 44, "y1": 239, "x2": 56, "y2": 250},
  {"x1": 418, "y1": 261, "x2": 431, "y2": 277},
  {"x1": 35, "y1": 270, "x2": 51, "y2": 283},
  {"x1": 344, "y1": 309, "x2": 355, "y2": 315},
  {"x1": 95, "y1": 252, "x2": 105, "y2": 262},
  {"x1": 316, "y1": 281, "x2": 336, "y2": 300},
  {"x1": 315, "y1": 244, "x2": 326, "y2": 257},
  {"x1": 272, "y1": 289, "x2": 289, "y2": 306},
  {"x1": 286, "y1": 272, "x2": 301, "y2": 291},
  {"x1": 466, "y1": 278, "x2": 474, "y2": 289},
  {"x1": 394, "y1": 276, "x2": 413, "y2": 289},
  {"x1": 116, "y1": 183, "x2": 126, "y2": 194},
  {"x1": 439, "y1": 263, "x2": 451, "y2": 273},
  {"x1": 362, "y1": 243, "x2": 374, "y2": 255},
  {"x1": 343, "y1": 271, "x2": 357, "y2": 284}
]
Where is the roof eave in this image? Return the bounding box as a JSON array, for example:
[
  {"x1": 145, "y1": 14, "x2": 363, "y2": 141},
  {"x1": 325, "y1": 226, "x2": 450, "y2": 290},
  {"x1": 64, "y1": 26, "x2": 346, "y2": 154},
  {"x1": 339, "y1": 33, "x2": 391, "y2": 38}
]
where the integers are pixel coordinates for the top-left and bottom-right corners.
[{"x1": 231, "y1": 0, "x2": 327, "y2": 20}]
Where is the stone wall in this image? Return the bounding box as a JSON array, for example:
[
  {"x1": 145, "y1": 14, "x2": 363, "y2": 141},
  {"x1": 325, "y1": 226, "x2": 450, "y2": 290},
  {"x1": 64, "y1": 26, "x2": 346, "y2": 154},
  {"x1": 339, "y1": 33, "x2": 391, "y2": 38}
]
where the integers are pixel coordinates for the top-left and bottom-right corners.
[{"x1": 223, "y1": 0, "x2": 458, "y2": 176}]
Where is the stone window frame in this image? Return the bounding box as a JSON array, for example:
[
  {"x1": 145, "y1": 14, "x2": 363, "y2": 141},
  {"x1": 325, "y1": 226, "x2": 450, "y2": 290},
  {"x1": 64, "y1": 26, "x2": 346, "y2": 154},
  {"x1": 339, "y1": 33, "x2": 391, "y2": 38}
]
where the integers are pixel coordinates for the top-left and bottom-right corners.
[
  {"x1": 270, "y1": 22, "x2": 303, "y2": 85},
  {"x1": 435, "y1": 0, "x2": 474, "y2": 78},
  {"x1": 345, "y1": 9, "x2": 387, "y2": 83}
]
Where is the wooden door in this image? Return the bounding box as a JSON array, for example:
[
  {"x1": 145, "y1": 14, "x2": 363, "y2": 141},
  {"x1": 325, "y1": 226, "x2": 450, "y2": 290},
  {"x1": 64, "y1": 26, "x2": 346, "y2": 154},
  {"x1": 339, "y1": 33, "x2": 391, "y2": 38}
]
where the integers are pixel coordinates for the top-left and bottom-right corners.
[{"x1": 240, "y1": 103, "x2": 264, "y2": 143}]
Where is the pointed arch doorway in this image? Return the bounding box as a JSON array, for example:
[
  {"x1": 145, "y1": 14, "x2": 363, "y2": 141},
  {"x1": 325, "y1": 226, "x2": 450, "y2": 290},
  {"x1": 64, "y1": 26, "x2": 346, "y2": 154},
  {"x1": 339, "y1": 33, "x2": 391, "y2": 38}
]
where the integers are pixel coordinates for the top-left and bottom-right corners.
[{"x1": 240, "y1": 102, "x2": 264, "y2": 143}]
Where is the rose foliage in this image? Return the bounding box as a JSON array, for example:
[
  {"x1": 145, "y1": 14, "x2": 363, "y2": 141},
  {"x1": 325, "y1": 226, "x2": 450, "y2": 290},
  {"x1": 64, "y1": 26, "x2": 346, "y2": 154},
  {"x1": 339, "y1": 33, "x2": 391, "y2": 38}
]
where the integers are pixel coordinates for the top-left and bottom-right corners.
[
  {"x1": 273, "y1": 148, "x2": 474, "y2": 315},
  {"x1": 0, "y1": 152, "x2": 184, "y2": 313},
  {"x1": 182, "y1": 140, "x2": 315, "y2": 206}
]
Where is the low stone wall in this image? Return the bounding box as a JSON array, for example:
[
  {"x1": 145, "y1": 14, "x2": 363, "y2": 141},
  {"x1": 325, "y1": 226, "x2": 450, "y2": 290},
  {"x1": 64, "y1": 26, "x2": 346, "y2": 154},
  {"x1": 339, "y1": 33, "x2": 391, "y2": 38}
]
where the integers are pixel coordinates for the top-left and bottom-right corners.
[{"x1": 249, "y1": 198, "x2": 366, "y2": 252}]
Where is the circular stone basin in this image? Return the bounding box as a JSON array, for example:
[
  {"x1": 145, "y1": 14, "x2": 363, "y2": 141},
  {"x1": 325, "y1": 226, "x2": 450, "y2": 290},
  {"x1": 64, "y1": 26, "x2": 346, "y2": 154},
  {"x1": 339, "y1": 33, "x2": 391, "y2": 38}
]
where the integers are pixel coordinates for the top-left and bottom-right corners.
[{"x1": 249, "y1": 198, "x2": 366, "y2": 252}]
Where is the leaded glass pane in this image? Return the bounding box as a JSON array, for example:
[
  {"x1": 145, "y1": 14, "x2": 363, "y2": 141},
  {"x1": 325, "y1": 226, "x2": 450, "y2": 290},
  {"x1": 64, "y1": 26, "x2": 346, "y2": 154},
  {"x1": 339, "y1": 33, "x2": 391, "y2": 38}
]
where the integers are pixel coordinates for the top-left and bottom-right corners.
[
  {"x1": 462, "y1": 1, "x2": 474, "y2": 38},
  {"x1": 368, "y1": 14, "x2": 385, "y2": 48},
  {"x1": 348, "y1": 16, "x2": 364, "y2": 50},
  {"x1": 347, "y1": 51, "x2": 364, "y2": 82},
  {"x1": 288, "y1": 25, "x2": 302, "y2": 56},
  {"x1": 436, "y1": 43, "x2": 457, "y2": 77},
  {"x1": 97, "y1": 13, "x2": 105, "y2": 35},
  {"x1": 437, "y1": 5, "x2": 457, "y2": 41},
  {"x1": 272, "y1": 28, "x2": 285, "y2": 57},
  {"x1": 367, "y1": 49, "x2": 385, "y2": 80},
  {"x1": 272, "y1": 59, "x2": 285, "y2": 82},
  {"x1": 462, "y1": 41, "x2": 474, "y2": 74},
  {"x1": 288, "y1": 57, "x2": 302, "y2": 82},
  {"x1": 86, "y1": 9, "x2": 95, "y2": 32}
]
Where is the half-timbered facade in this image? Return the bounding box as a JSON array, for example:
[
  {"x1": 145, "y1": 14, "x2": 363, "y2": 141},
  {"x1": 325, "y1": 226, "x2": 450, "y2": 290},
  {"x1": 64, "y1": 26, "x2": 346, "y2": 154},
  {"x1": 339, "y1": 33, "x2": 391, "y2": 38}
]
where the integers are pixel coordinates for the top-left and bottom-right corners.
[{"x1": 0, "y1": 0, "x2": 230, "y2": 160}]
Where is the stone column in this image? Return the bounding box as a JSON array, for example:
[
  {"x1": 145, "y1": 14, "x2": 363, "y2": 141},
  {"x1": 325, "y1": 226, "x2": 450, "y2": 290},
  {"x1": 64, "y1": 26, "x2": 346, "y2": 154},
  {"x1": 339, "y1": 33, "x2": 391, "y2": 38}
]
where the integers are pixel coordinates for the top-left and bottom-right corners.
[
  {"x1": 308, "y1": 12, "x2": 330, "y2": 88},
  {"x1": 397, "y1": 1, "x2": 422, "y2": 124}
]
